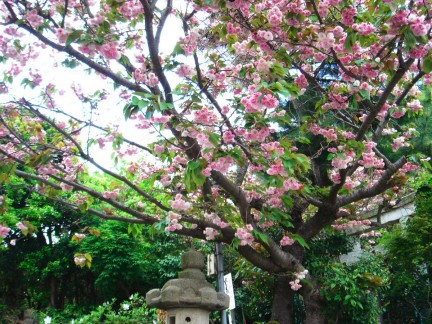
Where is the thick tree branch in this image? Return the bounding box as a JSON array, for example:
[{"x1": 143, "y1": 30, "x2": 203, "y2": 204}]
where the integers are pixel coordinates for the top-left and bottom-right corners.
[
  {"x1": 374, "y1": 71, "x2": 426, "y2": 141},
  {"x1": 337, "y1": 156, "x2": 407, "y2": 206},
  {"x1": 154, "y1": 0, "x2": 172, "y2": 53},
  {"x1": 141, "y1": 0, "x2": 173, "y2": 104},
  {"x1": 356, "y1": 58, "x2": 414, "y2": 141}
]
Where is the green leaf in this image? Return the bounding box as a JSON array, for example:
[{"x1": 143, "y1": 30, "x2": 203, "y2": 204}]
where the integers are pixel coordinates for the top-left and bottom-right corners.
[
  {"x1": 208, "y1": 133, "x2": 220, "y2": 147},
  {"x1": 423, "y1": 56, "x2": 432, "y2": 74},
  {"x1": 231, "y1": 238, "x2": 240, "y2": 249},
  {"x1": 158, "y1": 101, "x2": 173, "y2": 111},
  {"x1": 128, "y1": 223, "x2": 142, "y2": 238},
  {"x1": 65, "y1": 30, "x2": 83, "y2": 46},
  {"x1": 119, "y1": 54, "x2": 132, "y2": 67},
  {"x1": 123, "y1": 103, "x2": 139, "y2": 120},
  {"x1": 226, "y1": 34, "x2": 238, "y2": 44},
  {"x1": 0, "y1": 173, "x2": 9, "y2": 183},
  {"x1": 272, "y1": 81, "x2": 291, "y2": 96},
  {"x1": 358, "y1": 89, "x2": 370, "y2": 100},
  {"x1": 192, "y1": 168, "x2": 206, "y2": 186},
  {"x1": 185, "y1": 159, "x2": 206, "y2": 191},
  {"x1": 239, "y1": 68, "x2": 247, "y2": 79},
  {"x1": 291, "y1": 233, "x2": 310, "y2": 249},
  {"x1": 78, "y1": 201, "x2": 89, "y2": 212},
  {"x1": 403, "y1": 29, "x2": 416, "y2": 49},
  {"x1": 344, "y1": 32, "x2": 357, "y2": 52},
  {"x1": 252, "y1": 230, "x2": 269, "y2": 244},
  {"x1": 172, "y1": 42, "x2": 185, "y2": 56},
  {"x1": 268, "y1": 208, "x2": 294, "y2": 228}
]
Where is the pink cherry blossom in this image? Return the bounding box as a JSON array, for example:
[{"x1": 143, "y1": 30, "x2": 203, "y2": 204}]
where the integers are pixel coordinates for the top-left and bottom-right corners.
[
  {"x1": 176, "y1": 65, "x2": 194, "y2": 78},
  {"x1": 391, "y1": 108, "x2": 406, "y2": 119},
  {"x1": 332, "y1": 154, "x2": 354, "y2": 170},
  {"x1": 223, "y1": 131, "x2": 235, "y2": 143},
  {"x1": 118, "y1": 0, "x2": 144, "y2": 19},
  {"x1": 227, "y1": 22, "x2": 241, "y2": 34},
  {"x1": 280, "y1": 235, "x2": 295, "y2": 246},
  {"x1": 316, "y1": 32, "x2": 335, "y2": 50},
  {"x1": 55, "y1": 28, "x2": 72, "y2": 44},
  {"x1": 194, "y1": 107, "x2": 218, "y2": 124},
  {"x1": 359, "y1": 152, "x2": 385, "y2": 168},
  {"x1": 391, "y1": 136, "x2": 410, "y2": 151},
  {"x1": 102, "y1": 189, "x2": 120, "y2": 200},
  {"x1": 410, "y1": 22, "x2": 430, "y2": 36},
  {"x1": 409, "y1": 46, "x2": 428, "y2": 59},
  {"x1": 283, "y1": 177, "x2": 303, "y2": 191},
  {"x1": 407, "y1": 99, "x2": 422, "y2": 112},
  {"x1": 180, "y1": 30, "x2": 199, "y2": 55},
  {"x1": 341, "y1": 7, "x2": 357, "y2": 26},
  {"x1": 267, "y1": 160, "x2": 287, "y2": 177},
  {"x1": 352, "y1": 23, "x2": 376, "y2": 36},
  {"x1": 332, "y1": 219, "x2": 371, "y2": 231},
  {"x1": 88, "y1": 13, "x2": 105, "y2": 26},
  {"x1": 289, "y1": 280, "x2": 302, "y2": 291},
  {"x1": 268, "y1": 7, "x2": 283, "y2": 26},
  {"x1": 295, "y1": 270, "x2": 309, "y2": 280},
  {"x1": 168, "y1": 194, "x2": 192, "y2": 211},
  {"x1": 16, "y1": 222, "x2": 28, "y2": 232},
  {"x1": 0, "y1": 225, "x2": 10, "y2": 238},
  {"x1": 154, "y1": 144, "x2": 164, "y2": 155},
  {"x1": 196, "y1": 133, "x2": 213, "y2": 149},
  {"x1": 360, "y1": 230, "x2": 382, "y2": 238},
  {"x1": 25, "y1": 10, "x2": 43, "y2": 28},
  {"x1": 203, "y1": 227, "x2": 219, "y2": 240},
  {"x1": 97, "y1": 42, "x2": 121, "y2": 60},
  {"x1": 74, "y1": 233, "x2": 86, "y2": 240},
  {"x1": 74, "y1": 257, "x2": 86, "y2": 266},
  {"x1": 235, "y1": 227, "x2": 254, "y2": 246},
  {"x1": 165, "y1": 211, "x2": 183, "y2": 232}
]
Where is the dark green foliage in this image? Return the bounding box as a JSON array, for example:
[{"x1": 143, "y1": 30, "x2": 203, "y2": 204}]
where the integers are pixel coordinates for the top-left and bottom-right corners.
[
  {"x1": 0, "y1": 177, "x2": 187, "y2": 322},
  {"x1": 80, "y1": 221, "x2": 186, "y2": 300},
  {"x1": 306, "y1": 231, "x2": 389, "y2": 323},
  {"x1": 380, "y1": 174, "x2": 432, "y2": 323},
  {"x1": 232, "y1": 258, "x2": 273, "y2": 322},
  {"x1": 0, "y1": 184, "x2": 100, "y2": 314}
]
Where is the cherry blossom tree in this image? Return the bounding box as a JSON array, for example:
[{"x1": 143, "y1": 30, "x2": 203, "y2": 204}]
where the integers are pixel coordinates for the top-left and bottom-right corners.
[{"x1": 0, "y1": 0, "x2": 431, "y2": 322}]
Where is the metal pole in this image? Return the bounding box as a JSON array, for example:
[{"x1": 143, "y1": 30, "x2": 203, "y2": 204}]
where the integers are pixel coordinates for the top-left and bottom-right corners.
[
  {"x1": 216, "y1": 242, "x2": 227, "y2": 324},
  {"x1": 229, "y1": 308, "x2": 236, "y2": 324}
]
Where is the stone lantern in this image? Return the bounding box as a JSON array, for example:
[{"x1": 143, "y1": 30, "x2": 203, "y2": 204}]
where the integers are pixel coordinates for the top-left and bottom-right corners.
[{"x1": 146, "y1": 250, "x2": 229, "y2": 324}]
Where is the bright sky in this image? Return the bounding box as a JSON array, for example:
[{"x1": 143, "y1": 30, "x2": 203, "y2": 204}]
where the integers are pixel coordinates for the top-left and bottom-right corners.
[{"x1": 0, "y1": 5, "x2": 194, "y2": 175}]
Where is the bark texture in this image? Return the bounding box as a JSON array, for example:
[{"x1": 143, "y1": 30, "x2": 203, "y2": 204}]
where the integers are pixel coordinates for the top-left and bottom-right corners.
[
  {"x1": 271, "y1": 276, "x2": 295, "y2": 324},
  {"x1": 303, "y1": 288, "x2": 326, "y2": 324}
]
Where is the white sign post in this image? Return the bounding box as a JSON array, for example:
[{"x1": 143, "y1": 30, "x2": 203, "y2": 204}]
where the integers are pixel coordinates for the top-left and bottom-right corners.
[{"x1": 224, "y1": 273, "x2": 236, "y2": 324}]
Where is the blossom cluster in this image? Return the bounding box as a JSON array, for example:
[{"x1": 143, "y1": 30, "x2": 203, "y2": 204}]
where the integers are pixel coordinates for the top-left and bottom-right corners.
[
  {"x1": 332, "y1": 218, "x2": 371, "y2": 231},
  {"x1": 235, "y1": 224, "x2": 254, "y2": 246},
  {"x1": 168, "y1": 194, "x2": 192, "y2": 211},
  {"x1": 241, "y1": 85, "x2": 279, "y2": 113},
  {"x1": 0, "y1": 225, "x2": 10, "y2": 238},
  {"x1": 165, "y1": 211, "x2": 182, "y2": 232},
  {"x1": 74, "y1": 256, "x2": 86, "y2": 266},
  {"x1": 203, "y1": 227, "x2": 219, "y2": 240},
  {"x1": 280, "y1": 235, "x2": 295, "y2": 246},
  {"x1": 290, "y1": 270, "x2": 309, "y2": 291},
  {"x1": 204, "y1": 212, "x2": 230, "y2": 229},
  {"x1": 180, "y1": 30, "x2": 199, "y2": 55},
  {"x1": 359, "y1": 230, "x2": 382, "y2": 239}
]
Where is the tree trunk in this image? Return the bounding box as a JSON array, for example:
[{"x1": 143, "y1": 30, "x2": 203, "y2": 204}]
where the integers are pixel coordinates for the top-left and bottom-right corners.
[
  {"x1": 303, "y1": 287, "x2": 326, "y2": 324},
  {"x1": 49, "y1": 276, "x2": 57, "y2": 308},
  {"x1": 270, "y1": 275, "x2": 295, "y2": 324}
]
